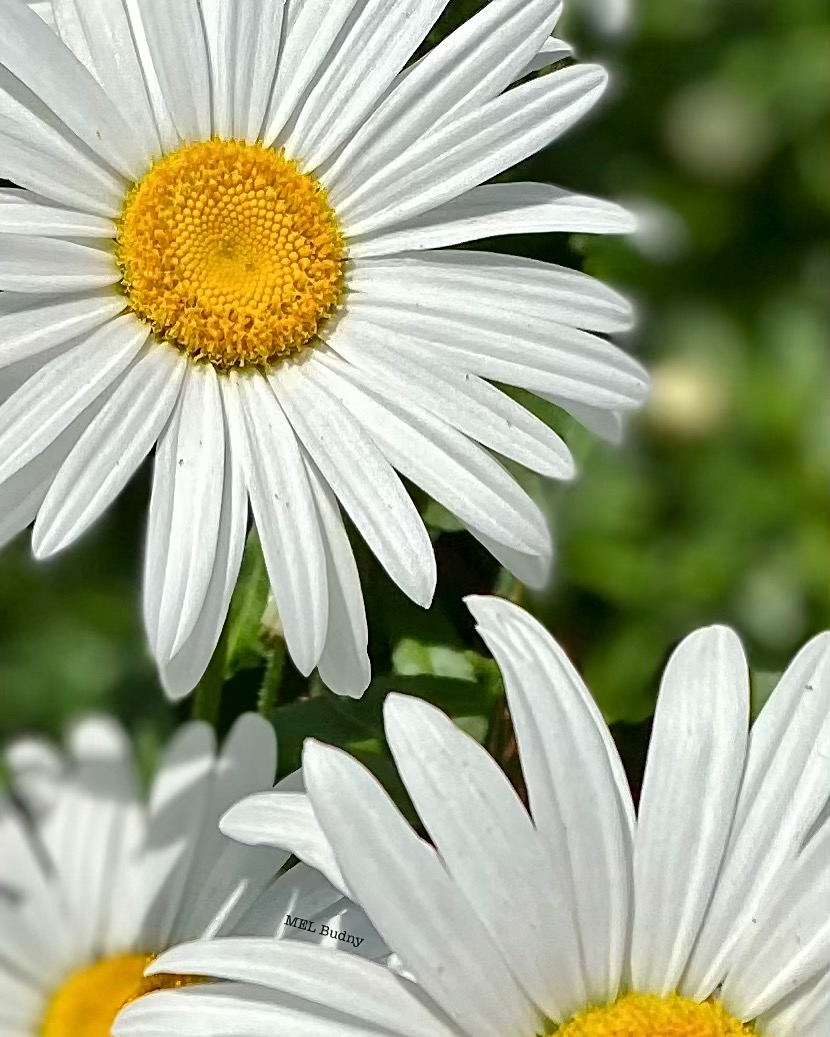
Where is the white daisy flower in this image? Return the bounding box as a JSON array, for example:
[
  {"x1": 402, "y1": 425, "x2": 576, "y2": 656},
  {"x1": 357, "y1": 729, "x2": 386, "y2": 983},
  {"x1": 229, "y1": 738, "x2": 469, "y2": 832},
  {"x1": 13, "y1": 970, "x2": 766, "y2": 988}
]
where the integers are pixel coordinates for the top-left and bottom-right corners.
[
  {"x1": 116, "y1": 598, "x2": 829, "y2": 1037},
  {"x1": 0, "y1": 713, "x2": 384, "y2": 1037},
  {"x1": 0, "y1": 0, "x2": 647, "y2": 701}
]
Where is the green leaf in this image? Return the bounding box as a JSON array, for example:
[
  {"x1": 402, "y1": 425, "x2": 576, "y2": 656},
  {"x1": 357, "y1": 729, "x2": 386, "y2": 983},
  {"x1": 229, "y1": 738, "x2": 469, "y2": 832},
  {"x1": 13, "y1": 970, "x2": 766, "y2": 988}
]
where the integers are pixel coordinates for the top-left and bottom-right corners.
[{"x1": 224, "y1": 529, "x2": 271, "y2": 676}]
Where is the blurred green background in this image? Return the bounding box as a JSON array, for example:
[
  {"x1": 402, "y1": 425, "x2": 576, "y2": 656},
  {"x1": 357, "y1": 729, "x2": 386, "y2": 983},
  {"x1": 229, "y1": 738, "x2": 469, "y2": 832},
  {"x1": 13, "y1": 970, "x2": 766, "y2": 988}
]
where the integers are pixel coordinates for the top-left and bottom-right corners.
[{"x1": 1, "y1": 0, "x2": 827, "y2": 793}]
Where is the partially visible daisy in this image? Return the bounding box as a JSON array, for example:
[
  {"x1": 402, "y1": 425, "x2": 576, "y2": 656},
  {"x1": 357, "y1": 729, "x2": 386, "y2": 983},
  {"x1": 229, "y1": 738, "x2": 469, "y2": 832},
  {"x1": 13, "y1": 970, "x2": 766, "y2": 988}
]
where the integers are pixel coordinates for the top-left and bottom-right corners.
[
  {"x1": 0, "y1": 0, "x2": 646, "y2": 701},
  {"x1": 116, "y1": 599, "x2": 829, "y2": 1037},
  {"x1": 0, "y1": 713, "x2": 383, "y2": 1037}
]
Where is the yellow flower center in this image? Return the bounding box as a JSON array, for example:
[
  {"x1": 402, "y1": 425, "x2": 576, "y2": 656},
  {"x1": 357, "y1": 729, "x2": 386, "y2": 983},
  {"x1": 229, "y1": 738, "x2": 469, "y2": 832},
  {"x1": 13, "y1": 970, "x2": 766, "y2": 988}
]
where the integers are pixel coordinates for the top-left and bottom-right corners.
[
  {"x1": 553, "y1": 992, "x2": 755, "y2": 1036},
  {"x1": 41, "y1": 953, "x2": 201, "y2": 1037},
  {"x1": 117, "y1": 138, "x2": 344, "y2": 370}
]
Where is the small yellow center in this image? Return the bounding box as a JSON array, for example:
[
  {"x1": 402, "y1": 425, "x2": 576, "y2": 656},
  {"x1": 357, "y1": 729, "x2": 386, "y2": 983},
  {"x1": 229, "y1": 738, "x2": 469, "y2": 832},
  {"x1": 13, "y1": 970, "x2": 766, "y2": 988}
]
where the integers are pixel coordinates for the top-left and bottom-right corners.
[
  {"x1": 117, "y1": 138, "x2": 344, "y2": 369},
  {"x1": 553, "y1": 992, "x2": 755, "y2": 1036},
  {"x1": 41, "y1": 953, "x2": 200, "y2": 1037}
]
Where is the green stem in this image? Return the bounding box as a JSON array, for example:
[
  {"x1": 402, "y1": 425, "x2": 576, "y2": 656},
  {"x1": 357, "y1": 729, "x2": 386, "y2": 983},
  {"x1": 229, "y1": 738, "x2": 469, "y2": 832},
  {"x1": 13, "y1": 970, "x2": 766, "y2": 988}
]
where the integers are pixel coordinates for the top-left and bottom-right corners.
[
  {"x1": 258, "y1": 641, "x2": 286, "y2": 719},
  {"x1": 191, "y1": 626, "x2": 228, "y2": 726}
]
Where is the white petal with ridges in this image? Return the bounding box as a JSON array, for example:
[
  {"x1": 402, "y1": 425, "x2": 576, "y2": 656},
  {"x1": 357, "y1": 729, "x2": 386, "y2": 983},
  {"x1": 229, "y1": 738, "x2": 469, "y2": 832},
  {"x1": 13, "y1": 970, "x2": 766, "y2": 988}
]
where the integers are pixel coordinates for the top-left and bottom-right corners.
[
  {"x1": 350, "y1": 183, "x2": 635, "y2": 257},
  {"x1": 33, "y1": 343, "x2": 185, "y2": 558},
  {"x1": 222, "y1": 372, "x2": 328, "y2": 676},
  {"x1": 631, "y1": 626, "x2": 749, "y2": 995},
  {"x1": 337, "y1": 64, "x2": 607, "y2": 236},
  {"x1": 0, "y1": 236, "x2": 119, "y2": 293},
  {"x1": 304, "y1": 739, "x2": 542, "y2": 1037},
  {"x1": 143, "y1": 363, "x2": 225, "y2": 662},
  {"x1": 284, "y1": 0, "x2": 450, "y2": 172},
  {"x1": 269, "y1": 358, "x2": 436, "y2": 608}
]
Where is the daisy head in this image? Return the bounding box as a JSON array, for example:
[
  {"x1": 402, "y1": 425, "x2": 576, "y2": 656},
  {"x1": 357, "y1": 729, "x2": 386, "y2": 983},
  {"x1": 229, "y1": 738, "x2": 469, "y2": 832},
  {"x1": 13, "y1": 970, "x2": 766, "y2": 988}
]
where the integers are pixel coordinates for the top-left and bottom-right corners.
[
  {"x1": 115, "y1": 597, "x2": 829, "y2": 1037},
  {"x1": 0, "y1": 0, "x2": 647, "y2": 701},
  {"x1": 0, "y1": 713, "x2": 383, "y2": 1037}
]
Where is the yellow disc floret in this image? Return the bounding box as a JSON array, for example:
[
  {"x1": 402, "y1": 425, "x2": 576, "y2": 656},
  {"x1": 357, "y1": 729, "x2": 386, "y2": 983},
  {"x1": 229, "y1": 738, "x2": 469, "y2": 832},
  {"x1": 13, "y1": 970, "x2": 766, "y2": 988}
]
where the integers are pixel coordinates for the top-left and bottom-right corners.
[
  {"x1": 117, "y1": 138, "x2": 344, "y2": 369},
  {"x1": 41, "y1": 953, "x2": 201, "y2": 1037},
  {"x1": 554, "y1": 992, "x2": 755, "y2": 1036}
]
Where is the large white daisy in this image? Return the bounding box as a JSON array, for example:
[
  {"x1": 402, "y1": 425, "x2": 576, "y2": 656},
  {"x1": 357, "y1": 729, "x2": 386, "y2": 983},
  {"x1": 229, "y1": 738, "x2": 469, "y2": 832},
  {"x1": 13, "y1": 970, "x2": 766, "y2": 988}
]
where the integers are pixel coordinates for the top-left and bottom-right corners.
[
  {"x1": 115, "y1": 598, "x2": 829, "y2": 1036},
  {"x1": 0, "y1": 713, "x2": 384, "y2": 1037},
  {"x1": 0, "y1": 0, "x2": 646, "y2": 700}
]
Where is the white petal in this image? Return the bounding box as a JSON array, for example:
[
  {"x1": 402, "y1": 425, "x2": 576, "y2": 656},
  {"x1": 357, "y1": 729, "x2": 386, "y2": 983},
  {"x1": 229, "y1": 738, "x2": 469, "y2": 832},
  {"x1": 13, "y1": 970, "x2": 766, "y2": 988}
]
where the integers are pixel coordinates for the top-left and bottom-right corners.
[
  {"x1": 325, "y1": 311, "x2": 575, "y2": 479},
  {"x1": 147, "y1": 939, "x2": 464, "y2": 1037},
  {"x1": 304, "y1": 739, "x2": 541, "y2": 1037},
  {"x1": 159, "y1": 439, "x2": 247, "y2": 702},
  {"x1": 0, "y1": 236, "x2": 119, "y2": 293},
  {"x1": 137, "y1": 721, "x2": 217, "y2": 949},
  {"x1": 520, "y1": 35, "x2": 573, "y2": 76},
  {"x1": 312, "y1": 349, "x2": 551, "y2": 556},
  {"x1": 324, "y1": 0, "x2": 563, "y2": 201},
  {"x1": 384, "y1": 692, "x2": 582, "y2": 1022},
  {"x1": 466, "y1": 595, "x2": 634, "y2": 1009},
  {"x1": 342, "y1": 295, "x2": 646, "y2": 413},
  {"x1": 0, "y1": 196, "x2": 115, "y2": 237},
  {"x1": 114, "y1": 981, "x2": 435, "y2": 1037},
  {"x1": 0, "y1": 291, "x2": 124, "y2": 371},
  {"x1": 268, "y1": 358, "x2": 436, "y2": 608},
  {"x1": 127, "y1": 0, "x2": 211, "y2": 142},
  {"x1": 232, "y1": 862, "x2": 343, "y2": 940},
  {"x1": 284, "y1": 0, "x2": 449, "y2": 172},
  {"x1": 199, "y1": 0, "x2": 285, "y2": 142},
  {"x1": 683, "y1": 632, "x2": 830, "y2": 998},
  {"x1": 220, "y1": 790, "x2": 348, "y2": 898},
  {"x1": 541, "y1": 393, "x2": 626, "y2": 444},
  {"x1": 467, "y1": 526, "x2": 553, "y2": 591},
  {"x1": 350, "y1": 183, "x2": 636, "y2": 257},
  {"x1": 0, "y1": 0, "x2": 149, "y2": 178},
  {"x1": 170, "y1": 715, "x2": 279, "y2": 943},
  {"x1": 3, "y1": 736, "x2": 63, "y2": 814},
  {"x1": 143, "y1": 363, "x2": 225, "y2": 662},
  {"x1": 721, "y1": 825, "x2": 830, "y2": 1020},
  {"x1": 631, "y1": 626, "x2": 749, "y2": 995},
  {"x1": 49, "y1": 0, "x2": 161, "y2": 159},
  {"x1": 337, "y1": 64, "x2": 607, "y2": 236},
  {"x1": 305, "y1": 459, "x2": 370, "y2": 699},
  {"x1": 262, "y1": 0, "x2": 360, "y2": 146},
  {"x1": 349, "y1": 250, "x2": 635, "y2": 334},
  {"x1": 758, "y1": 969, "x2": 830, "y2": 1037},
  {"x1": 222, "y1": 372, "x2": 328, "y2": 676},
  {"x1": 33, "y1": 343, "x2": 185, "y2": 557},
  {"x1": 0, "y1": 314, "x2": 147, "y2": 487}
]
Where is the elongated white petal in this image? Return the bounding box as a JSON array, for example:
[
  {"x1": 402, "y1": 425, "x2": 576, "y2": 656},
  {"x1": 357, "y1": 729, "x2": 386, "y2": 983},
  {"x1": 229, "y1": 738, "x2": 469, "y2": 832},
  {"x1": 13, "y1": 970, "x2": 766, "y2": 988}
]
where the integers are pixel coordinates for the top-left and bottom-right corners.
[
  {"x1": 758, "y1": 969, "x2": 830, "y2": 1037},
  {"x1": 269, "y1": 358, "x2": 436, "y2": 608},
  {"x1": 467, "y1": 525, "x2": 553, "y2": 590},
  {"x1": 520, "y1": 35, "x2": 572, "y2": 76},
  {"x1": 0, "y1": 291, "x2": 124, "y2": 371},
  {"x1": 49, "y1": 0, "x2": 161, "y2": 160},
  {"x1": 342, "y1": 296, "x2": 646, "y2": 413},
  {"x1": 0, "y1": 0, "x2": 148, "y2": 178},
  {"x1": 631, "y1": 626, "x2": 749, "y2": 995},
  {"x1": 325, "y1": 0, "x2": 562, "y2": 200},
  {"x1": 284, "y1": 0, "x2": 449, "y2": 171},
  {"x1": 350, "y1": 250, "x2": 634, "y2": 334},
  {"x1": 385, "y1": 692, "x2": 582, "y2": 1022},
  {"x1": 313, "y1": 349, "x2": 550, "y2": 555},
  {"x1": 338, "y1": 64, "x2": 607, "y2": 236},
  {"x1": 0, "y1": 197, "x2": 115, "y2": 238},
  {"x1": 127, "y1": 0, "x2": 211, "y2": 142},
  {"x1": 137, "y1": 722, "x2": 217, "y2": 949},
  {"x1": 304, "y1": 739, "x2": 542, "y2": 1037},
  {"x1": 33, "y1": 344, "x2": 185, "y2": 558},
  {"x1": 221, "y1": 790, "x2": 348, "y2": 897},
  {"x1": 683, "y1": 632, "x2": 830, "y2": 997},
  {"x1": 305, "y1": 460, "x2": 370, "y2": 699},
  {"x1": 467, "y1": 595, "x2": 634, "y2": 1009},
  {"x1": 721, "y1": 825, "x2": 830, "y2": 1020},
  {"x1": 350, "y1": 183, "x2": 635, "y2": 257},
  {"x1": 262, "y1": 0, "x2": 360, "y2": 146},
  {"x1": 0, "y1": 237, "x2": 119, "y2": 293},
  {"x1": 326, "y1": 311, "x2": 575, "y2": 479},
  {"x1": 200, "y1": 0, "x2": 285, "y2": 142},
  {"x1": 541, "y1": 392, "x2": 626, "y2": 443},
  {"x1": 222, "y1": 372, "x2": 328, "y2": 676},
  {"x1": 0, "y1": 314, "x2": 147, "y2": 487},
  {"x1": 144, "y1": 363, "x2": 225, "y2": 663},
  {"x1": 146, "y1": 940, "x2": 463, "y2": 1037},
  {"x1": 159, "y1": 440, "x2": 247, "y2": 702}
]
